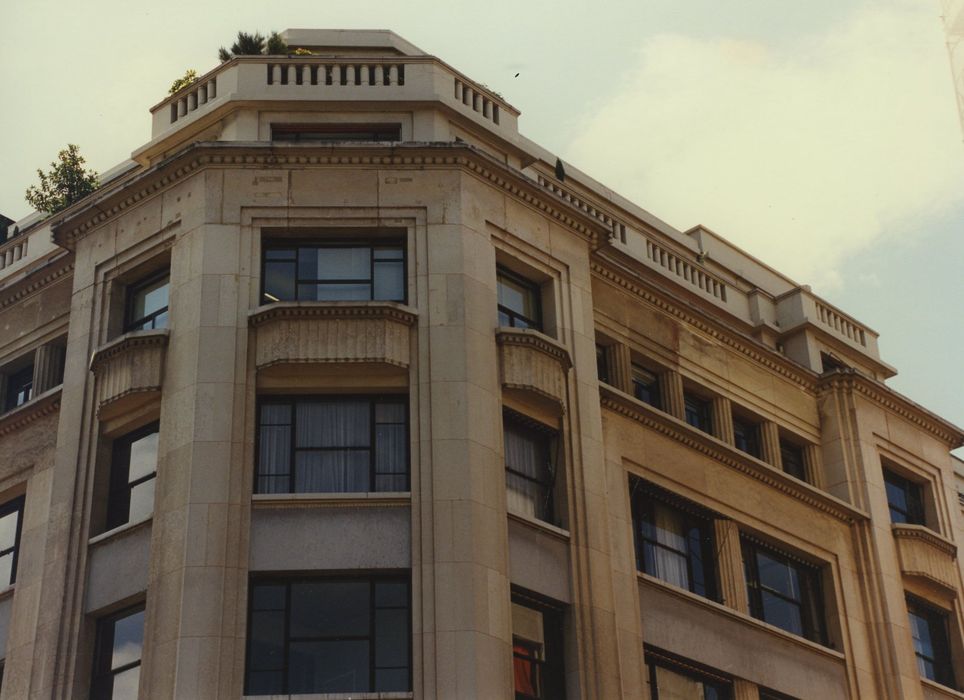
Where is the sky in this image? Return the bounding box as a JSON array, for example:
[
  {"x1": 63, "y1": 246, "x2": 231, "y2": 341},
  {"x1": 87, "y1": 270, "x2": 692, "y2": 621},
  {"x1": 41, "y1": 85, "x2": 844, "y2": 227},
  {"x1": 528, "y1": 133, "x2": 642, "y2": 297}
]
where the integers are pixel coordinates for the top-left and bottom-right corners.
[{"x1": 1, "y1": 0, "x2": 962, "y2": 447}]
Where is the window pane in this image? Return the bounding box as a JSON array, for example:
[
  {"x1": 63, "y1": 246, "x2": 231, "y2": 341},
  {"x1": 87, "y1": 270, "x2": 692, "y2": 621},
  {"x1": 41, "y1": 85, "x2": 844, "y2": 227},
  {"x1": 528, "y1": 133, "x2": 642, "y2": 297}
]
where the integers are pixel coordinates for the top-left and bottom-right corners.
[
  {"x1": 261, "y1": 404, "x2": 292, "y2": 425},
  {"x1": 128, "y1": 431, "x2": 158, "y2": 483},
  {"x1": 289, "y1": 581, "x2": 370, "y2": 637},
  {"x1": 252, "y1": 583, "x2": 286, "y2": 611},
  {"x1": 249, "y1": 609, "x2": 286, "y2": 671},
  {"x1": 289, "y1": 639, "x2": 370, "y2": 694},
  {"x1": 654, "y1": 666, "x2": 707, "y2": 699},
  {"x1": 373, "y1": 260, "x2": 405, "y2": 300},
  {"x1": 264, "y1": 248, "x2": 295, "y2": 261},
  {"x1": 0, "y1": 553, "x2": 12, "y2": 588},
  {"x1": 257, "y1": 475, "x2": 290, "y2": 494},
  {"x1": 0, "y1": 510, "x2": 18, "y2": 551},
  {"x1": 909, "y1": 611, "x2": 935, "y2": 660},
  {"x1": 301, "y1": 247, "x2": 371, "y2": 281},
  {"x1": 375, "y1": 608, "x2": 409, "y2": 671},
  {"x1": 133, "y1": 278, "x2": 169, "y2": 320},
  {"x1": 498, "y1": 275, "x2": 537, "y2": 320},
  {"x1": 299, "y1": 282, "x2": 371, "y2": 301},
  {"x1": 756, "y1": 551, "x2": 799, "y2": 600},
  {"x1": 111, "y1": 610, "x2": 145, "y2": 670},
  {"x1": 296, "y1": 401, "x2": 370, "y2": 448},
  {"x1": 762, "y1": 590, "x2": 803, "y2": 636},
  {"x1": 373, "y1": 247, "x2": 404, "y2": 261},
  {"x1": 264, "y1": 261, "x2": 296, "y2": 301},
  {"x1": 110, "y1": 666, "x2": 140, "y2": 700},
  {"x1": 295, "y1": 451, "x2": 370, "y2": 492},
  {"x1": 375, "y1": 581, "x2": 408, "y2": 607},
  {"x1": 375, "y1": 668, "x2": 409, "y2": 692},
  {"x1": 504, "y1": 426, "x2": 548, "y2": 482},
  {"x1": 127, "y1": 479, "x2": 155, "y2": 523},
  {"x1": 246, "y1": 670, "x2": 284, "y2": 695},
  {"x1": 885, "y1": 479, "x2": 908, "y2": 513},
  {"x1": 375, "y1": 424, "x2": 407, "y2": 475},
  {"x1": 258, "y1": 425, "x2": 291, "y2": 479}
]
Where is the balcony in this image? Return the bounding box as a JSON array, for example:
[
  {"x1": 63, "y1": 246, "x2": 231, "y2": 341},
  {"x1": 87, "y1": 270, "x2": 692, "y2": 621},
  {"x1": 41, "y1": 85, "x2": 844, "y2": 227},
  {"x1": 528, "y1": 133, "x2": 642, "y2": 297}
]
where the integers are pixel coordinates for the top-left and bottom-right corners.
[
  {"x1": 89, "y1": 330, "x2": 169, "y2": 419},
  {"x1": 892, "y1": 524, "x2": 959, "y2": 593},
  {"x1": 496, "y1": 328, "x2": 572, "y2": 412}
]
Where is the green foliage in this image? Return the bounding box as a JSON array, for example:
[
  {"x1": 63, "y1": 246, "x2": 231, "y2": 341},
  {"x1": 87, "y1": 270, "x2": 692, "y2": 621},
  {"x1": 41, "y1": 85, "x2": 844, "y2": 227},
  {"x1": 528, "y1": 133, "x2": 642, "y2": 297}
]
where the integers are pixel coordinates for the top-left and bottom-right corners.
[
  {"x1": 219, "y1": 30, "x2": 289, "y2": 62},
  {"x1": 168, "y1": 69, "x2": 199, "y2": 95},
  {"x1": 24, "y1": 144, "x2": 98, "y2": 214},
  {"x1": 292, "y1": 47, "x2": 315, "y2": 56}
]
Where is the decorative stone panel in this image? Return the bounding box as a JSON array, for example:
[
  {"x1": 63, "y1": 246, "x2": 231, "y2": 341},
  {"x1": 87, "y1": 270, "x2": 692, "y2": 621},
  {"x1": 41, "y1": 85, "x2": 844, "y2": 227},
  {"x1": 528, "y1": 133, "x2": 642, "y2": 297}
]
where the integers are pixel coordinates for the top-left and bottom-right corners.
[
  {"x1": 89, "y1": 330, "x2": 169, "y2": 417},
  {"x1": 249, "y1": 302, "x2": 417, "y2": 370},
  {"x1": 496, "y1": 328, "x2": 572, "y2": 411},
  {"x1": 892, "y1": 524, "x2": 959, "y2": 592}
]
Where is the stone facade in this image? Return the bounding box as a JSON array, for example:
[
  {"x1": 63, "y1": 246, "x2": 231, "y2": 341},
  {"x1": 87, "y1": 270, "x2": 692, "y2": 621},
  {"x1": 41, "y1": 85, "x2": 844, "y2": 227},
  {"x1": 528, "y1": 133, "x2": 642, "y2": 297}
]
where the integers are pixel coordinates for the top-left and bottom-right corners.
[{"x1": 0, "y1": 28, "x2": 961, "y2": 700}]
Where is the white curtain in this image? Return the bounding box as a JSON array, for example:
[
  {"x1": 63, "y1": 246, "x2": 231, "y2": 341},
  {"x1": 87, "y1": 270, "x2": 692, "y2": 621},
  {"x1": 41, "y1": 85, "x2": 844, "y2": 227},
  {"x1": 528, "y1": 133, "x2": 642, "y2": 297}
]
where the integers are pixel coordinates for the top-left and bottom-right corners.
[
  {"x1": 652, "y1": 505, "x2": 690, "y2": 589},
  {"x1": 504, "y1": 425, "x2": 545, "y2": 519}
]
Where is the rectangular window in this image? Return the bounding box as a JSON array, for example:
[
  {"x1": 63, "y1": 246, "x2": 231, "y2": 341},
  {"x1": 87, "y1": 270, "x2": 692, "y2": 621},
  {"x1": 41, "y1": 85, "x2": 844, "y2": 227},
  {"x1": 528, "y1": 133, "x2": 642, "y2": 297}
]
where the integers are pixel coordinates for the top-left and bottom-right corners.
[
  {"x1": 106, "y1": 423, "x2": 159, "y2": 531},
  {"x1": 272, "y1": 123, "x2": 402, "y2": 142},
  {"x1": 91, "y1": 605, "x2": 145, "y2": 700},
  {"x1": 732, "y1": 418, "x2": 760, "y2": 458},
  {"x1": 595, "y1": 344, "x2": 610, "y2": 385},
  {"x1": 742, "y1": 536, "x2": 826, "y2": 644},
  {"x1": 262, "y1": 243, "x2": 405, "y2": 304},
  {"x1": 632, "y1": 365, "x2": 661, "y2": 409},
  {"x1": 683, "y1": 393, "x2": 712, "y2": 434},
  {"x1": 125, "y1": 272, "x2": 169, "y2": 332},
  {"x1": 646, "y1": 648, "x2": 732, "y2": 699},
  {"x1": 630, "y1": 478, "x2": 717, "y2": 600},
  {"x1": 503, "y1": 411, "x2": 557, "y2": 524},
  {"x1": 780, "y1": 440, "x2": 807, "y2": 481},
  {"x1": 907, "y1": 596, "x2": 955, "y2": 688},
  {"x1": 497, "y1": 266, "x2": 542, "y2": 331},
  {"x1": 4, "y1": 366, "x2": 33, "y2": 411},
  {"x1": 256, "y1": 397, "x2": 408, "y2": 494},
  {"x1": 512, "y1": 593, "x2": 566, "y2": 700},
  {"x1": 245, "y1": 576, "x2": 411, "y2": 695},
  {"x1": 884, "y1": 469, "x2": 925, "y2": 526},
  {"x1": 0, "y1": 497, "x2": 25, "y2": 588}
]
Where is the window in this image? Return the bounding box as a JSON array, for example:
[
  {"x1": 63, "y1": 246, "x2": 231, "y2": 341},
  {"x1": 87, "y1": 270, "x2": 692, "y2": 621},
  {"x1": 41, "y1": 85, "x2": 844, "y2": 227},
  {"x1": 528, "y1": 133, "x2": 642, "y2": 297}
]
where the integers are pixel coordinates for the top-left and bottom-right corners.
[
  {"x1": 272, "y1": 123, "x2": 401, "y2": 142},
  {"x1": 91, "y1": 605, "x2": 145, "y2": 700},
  {"x1": 884, "y1": 469, "x2": 925, "y2": 526},
  {"x1": 646, "y1": 648, "x2": 731, "y2": 700},
  {"x1": 683, "y1": 393, "x2": 712, "y2": 434},
  {"x1": 245, "y1": 576, "x2": 410, "y2": 695},
  {"x1": 906, "y1": 597, "x2": 955, "y2": 688},
  {"x1": 125, "y1": 272, "x2": 169, "y2": 332},
  {"x1": 632, "y1": 365, "x2": 661, "y2": 409},
  {"x1": 512, "y1": 593, "x2": 566, "y2": 700},
  {"x1": 256, "y1": 397, "x2": 408, "y2": 494},
  {"x1": 262, "y1": 243, "x2": 405, "y2": 304},
  {"x1": 780, "y1": 440, "x2": 806, "y2": 481},
  {"x1": 629, "y1": 478, "x2": 717, "y2": 600},
  {"x1": 732, "y1": 417, "x2": 760, "y2": 458},
  {"x1": 595, "y1": 344, "x2": 610, "y2": 384},
  {"x1": 503, "y1": 411, "x2": 557, "y2": 524},
  {"x1": 4, "y1": 366, "x2": 33, "y2": 411},
  {"x1": 106, "y1": 424, "x2": 159, "y2": 531},
  {"x1": 0, "y1": 497, "x2": 24, "y2": 588},
  {"x1": 497, "y1": 266, "x2": 542, "y2": 331},
  {"x1": 742, "y1": 536, "x2": 826, "y2": 644}
]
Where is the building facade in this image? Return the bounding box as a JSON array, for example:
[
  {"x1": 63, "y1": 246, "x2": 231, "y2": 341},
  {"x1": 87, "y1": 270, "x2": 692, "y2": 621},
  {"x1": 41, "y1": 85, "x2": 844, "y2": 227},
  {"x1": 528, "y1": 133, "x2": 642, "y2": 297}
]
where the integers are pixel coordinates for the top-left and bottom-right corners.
[{"x1": 0, "y1": 28, "x2": 962, "y2": 700}]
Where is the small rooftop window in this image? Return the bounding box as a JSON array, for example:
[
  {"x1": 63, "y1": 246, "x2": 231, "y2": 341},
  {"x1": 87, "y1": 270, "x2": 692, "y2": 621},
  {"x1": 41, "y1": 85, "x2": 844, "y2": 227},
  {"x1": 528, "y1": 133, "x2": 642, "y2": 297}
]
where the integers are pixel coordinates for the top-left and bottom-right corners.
[{"x1": 271, "y1": 123, "x2": 401, "y2": 143}]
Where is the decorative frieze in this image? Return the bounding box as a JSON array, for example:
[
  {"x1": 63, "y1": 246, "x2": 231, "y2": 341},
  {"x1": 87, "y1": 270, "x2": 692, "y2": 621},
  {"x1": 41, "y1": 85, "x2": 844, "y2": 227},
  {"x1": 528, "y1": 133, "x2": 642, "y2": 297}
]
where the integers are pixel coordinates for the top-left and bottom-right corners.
[
  {"x1": 496, "y1": 328, "x2": 572, "y2": 411},
  {"x1": 891, "y1": 524, "x2": 959, "y2": 592},
  {"x1": 89, "y1": 330, "x2": 169, "y2": 417}
]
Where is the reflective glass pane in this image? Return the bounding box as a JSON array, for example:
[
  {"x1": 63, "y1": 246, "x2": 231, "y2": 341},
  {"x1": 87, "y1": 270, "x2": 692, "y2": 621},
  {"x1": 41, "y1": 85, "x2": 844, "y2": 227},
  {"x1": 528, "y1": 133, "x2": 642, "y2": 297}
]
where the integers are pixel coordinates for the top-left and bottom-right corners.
[
  {"x1": 246, "y1": 669, "x2": 284, "y2": 695},
  {"x1": 127, "y1": 478, "x2": 155, "y2": 523},
  {"x1": 249, "y1": 609, "x2": 286, "y2": 671},
  {"x1": 375, "y1": 402, "x2": 405, "y2": 423},
  {"x1": 498, "y1": 275, "x2": 537, "y2": 319},
  {"x1": 375, "y1": 424, "x2": 406, "y2": 475},
  {"x1": 299, "y1": 283, "x2": 371, "y2": 301},
  {"x1": 373, "y1": 261, "x2": 404, "y2": 301},
  {"x1": 373, "y1": 247, "x2": 404, "y2": 261},
  {"x1": 110, "y1": 666, "x2": 140, "y2": 700},
  {"x1": 150, "y1": 310, "x2": 169, "y2": 330},
  {"x1": 375, "y1": 581, "x2": 408, "y2": 607},
  {"x1": 264, "y1": 261, "x2": 296, "y2": 301},
  {"x1": 264, "y1": 248, "x2": 295, "y2": 260},
  {"x1": 289, "y1": 581, "x2": 369, "y2": 637},
  {"x1": 375, "y1": 668, "x2": 409, "y2": 692},
  {"x1": 375, "y1": 608, "x2": 409, "y2": 668},
  {"x1": 757, "y1": 551, "x2": 799, "y2": 600},
  {"x1": 260, "y1": 404, "x2": 292, "y2": 426},
  {"x1": 295, "y1": 450, "x2": 370, "y2": 492},
  {"x1": 288, "y1": 639, "x2": 370, "y2": 694},
  {"x1": 252, "y1": 583, "x2": 286, "y2": 611},
  {"x1": 761, "y1": 590, "x2": 803, "y2": 635},
  {"x1": 885, "y1": 479, "x2": 908, "y2": 513},
  {"x1": 257, "y1": 475, "x2": 290, "y2": 494},
  {"x1": 296, "y1": 401, "x2": 370, "y2": 448},
  {"x1": 111, "y1": 609, "x2": 144, "y2": 670},
  {"x1": 301, "y1": 248, "x2": 370, "y2": 281},
  {"x1": 128, "y1": 431, "x2": 158, "y2": 483},
  {"x1": 0, "y1": 510, "x2": 18, "y2": 551},
  {"x1": 652, "y1": 503, "x2": 688, "y2": 553},
  {"x1": 133, "y1": 278, "x2": 169, "y2": 319},
  {"x1": 0, "y1": 553, "x2": 12, "y2": 587},
  {"x1": 909, "y1": 611, "x2": 935, "y2": 659}
]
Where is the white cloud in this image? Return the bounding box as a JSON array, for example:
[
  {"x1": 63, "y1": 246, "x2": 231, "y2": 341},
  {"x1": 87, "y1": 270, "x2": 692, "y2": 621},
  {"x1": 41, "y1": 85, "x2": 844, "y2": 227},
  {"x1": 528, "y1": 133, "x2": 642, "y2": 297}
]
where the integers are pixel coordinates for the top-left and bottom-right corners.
[{"x1": 566, "y1": 0, "x2": 964, "y2": 288}]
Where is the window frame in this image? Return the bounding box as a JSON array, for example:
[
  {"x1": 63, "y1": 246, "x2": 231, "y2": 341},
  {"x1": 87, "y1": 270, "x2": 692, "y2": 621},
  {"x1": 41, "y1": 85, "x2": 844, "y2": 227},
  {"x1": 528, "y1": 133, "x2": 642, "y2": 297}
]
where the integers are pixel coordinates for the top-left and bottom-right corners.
[
  {"x1": 732, "y1": 416, "x2": 760, "y2": 458},
  {"x1": 645, "y1": 646, "x2": 732, "y2": 700},
  {"x1": 0, "y1": 496, "x2": 25, "y2": 588},
  {"x1": 683, "y1": 392, "x2": 712, "y2": 434},
  {"x1": 502, "y1": 409, "x2": 559, "y2": 525},
  {"x1": 779, "y1": 439, "x2": 807, "y2": 481},
  {"x1": 511, "y1": 590, "x2": 567, "y2": 700},
  {"x1": 883, "y1": 469, "x2": 926, "y2": 526},
  {"x1": 244, "y1": 574, "x2": 412, "y2": 696},
  {"x1": 631, "y1": 365, "x2": 661, "y2": 410},
  {"x1": 906, "y1": 595, "x2": 956, "y2": 688},
  {"x1": 496, "y1": 266, "x2": 543, "y2": 331},
  {"x1": 261, "y1": 240, "x2": 407, "y2": 305},
  {"x1": 105, "y1": 422, "x2": 160, "y2": 532},
  {"x1": 90, "y1": 603, "x2": 146, "y2": 700},
  {"x1": 124, "y1": 270, "x2": 170, "y2": 333},
  {"x1": 595, "y1": 344, "x2": 610, "y2": 385},
  {"x1": 255, "y1": 395, "x2": 410, "y2": 495},
  {"x1": 4, "y1": 365, "x2": 34, "y2": 411},
  {"x1": 742, "y1": 536, "x2": 827, "y2": 645}
]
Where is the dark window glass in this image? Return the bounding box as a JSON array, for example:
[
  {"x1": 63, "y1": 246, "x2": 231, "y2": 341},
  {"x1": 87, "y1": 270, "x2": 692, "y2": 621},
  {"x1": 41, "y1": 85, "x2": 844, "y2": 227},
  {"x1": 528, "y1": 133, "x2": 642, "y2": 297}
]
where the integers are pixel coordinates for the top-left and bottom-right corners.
[
  {"x1": 106, "y1": 423, "x2": 159, "y2": 531},
  {"x1": 683, "y1": 393, "x2": 712, "y2": 434},
  {"x1": 732, "y1": 418, "x2": 760, "y2": 458},
  {"x1": 91, "y1": 605, "x2": 145, "y2": 700},
  {"x1": 780, "y1": 440, "x2": 807, "y2": 481},
  {"x1": 759, "y1": 690, "x2": 799, "y2": 700},
  {"x1": 272, "y1": 123, "x2": 401, "y2": 142},
  {"x1": 632, "y1": 366, "x2": 661, "y2": 409},
  {"x1": 630, "y1": 478, "x2": 717, "y2": 600},
  {"x1": 497, "y1": 267, "x2": 542, "y2": 331},
  {"x1": 907, "y1": 597, "x2": 956, "y2": 688},
  {"x1": 4, "y1": 365, "x2": 33, "y2": 411},
  {"x1": 261, "y1": 244, "x2": 405, "y2": 304},
  {"x1": 256, "y1": 397, "x2": 408, "y2": 494},
  {"x1": 884, "y1": 470, "x2": 925, "y2": 526},
  {"x1": 742, "y1": 537, "x2": 826, "y2": 644},
  {"x1": 126, "y1": 273, "x2": 169, "y2": 332},
  {"x1": 245, "y1": 577, "x2": 410, "y2": 695},
  {"x1": 596, "y1": 345, "x2": 610, "y2": 384},
  {"x1": 646, "y1": 649, "x2": 731, "y2": 699},
  {"x1": 503, "y1": 413, "x2": 557, "y2": 524},
  {"x1": 0, "y1": 497, "x2": 25, "y2": 588},
  {"x1": 511, "y1": 594, "x2": 566, "y2": 700}
]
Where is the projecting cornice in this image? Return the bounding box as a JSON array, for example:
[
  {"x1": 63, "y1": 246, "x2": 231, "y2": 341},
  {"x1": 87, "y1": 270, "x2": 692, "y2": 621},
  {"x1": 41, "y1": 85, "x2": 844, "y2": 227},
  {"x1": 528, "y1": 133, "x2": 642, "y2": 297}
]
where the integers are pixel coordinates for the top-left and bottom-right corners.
[
  {"x1": 0, "y1": 259, "x2": 74, "y2": 311},
  {"x1": 0, "y1": 387, "x2": 62, "y2": 438},
  {"x1": 50, "y1": 142, "x2": 612, "y2": 250},
  {"x1": 818, "y1": 369, "x2": 964, "y2": 448}
]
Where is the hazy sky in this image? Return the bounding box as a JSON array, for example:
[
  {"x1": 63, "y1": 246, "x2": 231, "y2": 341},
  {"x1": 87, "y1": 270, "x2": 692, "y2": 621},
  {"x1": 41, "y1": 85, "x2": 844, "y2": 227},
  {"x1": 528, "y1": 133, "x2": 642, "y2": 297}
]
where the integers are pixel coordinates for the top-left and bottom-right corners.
[{"x1": 1, "y1": 0, "x2": 961, "y2": 442}]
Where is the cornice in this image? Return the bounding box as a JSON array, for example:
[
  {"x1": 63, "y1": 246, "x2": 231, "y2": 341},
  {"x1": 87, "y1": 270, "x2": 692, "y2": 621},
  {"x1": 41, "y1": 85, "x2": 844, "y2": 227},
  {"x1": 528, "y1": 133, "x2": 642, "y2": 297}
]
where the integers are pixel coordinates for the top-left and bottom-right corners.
[
  {"x1": 0, "y1": 387, "x2": 62, "y2": 438},
  {"x1": 89, "y1": 329, "x2": 170, "y2": 373},
  {"x1": 590, "y1": 257, "x2": 817, "y2": 391},
  {"x1": 818, "y1": 369, "x2": 964, "y2": 448},
  {"x1": 891, "y1": 523, "x2": 958, "y2": 558},
  {"x1": 248, "y1": 301, "x2": 418, "y2": 328},
  {"x1": 0, "y1": 259, "x2": 74, "y2": 311},
  {"x1": 495, "y1": 327, "x2": 572, "y2": 370},
  {"x1": 600, "y1": 385, "x2": 865, "y2": 524},
  {"x1": 53, "y1": 142, "x2": 611, "y2": 250}
]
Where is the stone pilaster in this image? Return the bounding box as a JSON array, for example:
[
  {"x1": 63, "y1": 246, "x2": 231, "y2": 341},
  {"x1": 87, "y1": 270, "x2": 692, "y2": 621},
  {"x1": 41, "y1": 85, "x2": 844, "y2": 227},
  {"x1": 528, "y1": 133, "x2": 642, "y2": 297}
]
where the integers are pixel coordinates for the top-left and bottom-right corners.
[
  {"x1": 658, "y1": 370, "x2": 684, "y2": 420},
  {"x1": 803, "y1": 443, "x2": 823, "y2": 488},
  {"x1": 710, "y1": 397, "x2": 733, "y2": 444},
  {"x1": 713, "y1": 519, "x2": 748, "y2": 613},
  {"x1": 759, "y1": 421, "x2": 782, "y2": 469},
  {"x1": 608, "y1": 343, "x2": 632, "y2": 394},
  {"x1": 32, "y1": 343, "x2": 65, "y2": 395},
  {"x1": 733, "y1": 679, "x2": 759, "y2": 700}
]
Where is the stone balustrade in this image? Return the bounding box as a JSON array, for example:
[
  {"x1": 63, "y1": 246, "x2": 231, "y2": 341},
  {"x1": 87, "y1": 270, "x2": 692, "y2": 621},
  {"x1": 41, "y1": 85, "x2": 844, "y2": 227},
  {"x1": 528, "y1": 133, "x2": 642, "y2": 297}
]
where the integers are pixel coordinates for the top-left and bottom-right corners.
[
  {"x1": 891, "y1": 524, "x2": 959, "y2": 592},
  {"x1": 89, "y1": 330, "x2": 169, "y2": 418},
  {"x1": 168, "y1": 75, "x2": 218, "y2": 125},
  {"x1": 0, "y1": 234, "x2": 28, "y2": 272},
  {"x1": 496, "y1": 328, "x2": 572, "y2": 412},
  {"x1": 776, "y1": 287, "x2": 879, "y2": 356},
  {"x1": 249, "y1": 301, "x2": 417, "y2": 370}
]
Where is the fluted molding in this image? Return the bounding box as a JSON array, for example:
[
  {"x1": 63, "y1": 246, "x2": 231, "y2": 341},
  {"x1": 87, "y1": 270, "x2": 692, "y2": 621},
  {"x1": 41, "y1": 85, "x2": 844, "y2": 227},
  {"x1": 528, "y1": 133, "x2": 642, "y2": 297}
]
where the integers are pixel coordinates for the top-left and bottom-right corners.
[
  {"x1": 496, "y1": 328, "x2": 572, "y2": 411},
  {"x1": 89, "y1": 330, "x2": 169, "y2": 415},
  {"x1": 891, "y1": 524, "x2": 959, "y2": 593}
]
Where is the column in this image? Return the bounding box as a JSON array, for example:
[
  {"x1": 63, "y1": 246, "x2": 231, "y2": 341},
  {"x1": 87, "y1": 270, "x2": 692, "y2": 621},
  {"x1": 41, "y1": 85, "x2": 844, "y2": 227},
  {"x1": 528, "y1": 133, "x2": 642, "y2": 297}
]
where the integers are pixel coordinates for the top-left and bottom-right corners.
[
  {"x1": 759, "y1": 421, "x2": 782, "y2": 469},
  {"x1": 608, "y1": 343, "x2": 632, "y2": 394},
  {"x1": 711, "y1": 397, "x2": 734, "y2": 444},
  {"x1": 658, "y1": 370, "x2": 684, "y2": 420},
  {"x1": 713, "y1": 520, "x2": 748, "y2": 613},
  {"x1": 803, "y1": 444, "x2": 823, "y2": 488},
  {"x1": 32, "y1": 343, "x2": 65, "y2": 394}
]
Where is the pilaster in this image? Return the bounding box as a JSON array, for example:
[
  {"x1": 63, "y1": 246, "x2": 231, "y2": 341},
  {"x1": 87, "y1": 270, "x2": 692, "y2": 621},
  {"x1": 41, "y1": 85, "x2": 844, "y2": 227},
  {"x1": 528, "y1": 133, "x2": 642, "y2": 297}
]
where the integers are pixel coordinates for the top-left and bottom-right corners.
[
  {"x1": 608, "y1": 343, "x2": 632, "y2": 395},
  {"x1": 711, "y1": 397, "x2": 734, "y2": 445},
  {"x1": 759, "y1": 421, "x2": 782, "y2": 469},
  {"x1": 32, "y1": 343, "x2": 64, "y2": 395},
  {"x1": 658, "y1": 370, "x2": 684, "y2": 420},
  {"x1": 713, "y1": 519, "x2": 748, "y2": 613}
]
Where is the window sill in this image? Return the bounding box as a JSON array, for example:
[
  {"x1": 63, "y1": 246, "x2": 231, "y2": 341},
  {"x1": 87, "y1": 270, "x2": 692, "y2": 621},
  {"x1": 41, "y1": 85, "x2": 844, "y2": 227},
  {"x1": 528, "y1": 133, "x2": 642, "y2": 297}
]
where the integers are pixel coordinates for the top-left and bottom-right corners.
[
  {"x1": 0, "y1": 584, "x2": 14, "y2": 602},
  {"x1": 88, "y1": 514, "x2": 153, "y2": 547},
  {"x1": 507, "y1": 510, "x2": 571, "y2": 542},
  {"x1": 252, "y1": 492, "x2": 411, "y2": 509},
  {"x1": 0, "y1": 385, "x2": 62, "y2": 438},
  {"x1": 243, "y1": 693, "x2": 413, "y2": 700},
  {"x1": 921, "y1": 677, "x2": 964, "y2": 698},
  {"x1": 637, "y1": 572, "x2": 845, "y2": 662}
]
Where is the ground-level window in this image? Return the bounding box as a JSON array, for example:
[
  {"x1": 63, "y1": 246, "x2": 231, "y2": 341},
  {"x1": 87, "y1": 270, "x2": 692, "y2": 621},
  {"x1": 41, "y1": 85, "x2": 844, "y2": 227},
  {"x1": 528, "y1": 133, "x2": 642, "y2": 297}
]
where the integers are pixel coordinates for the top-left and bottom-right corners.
[
  {"x1": 906, "y1": 596, "x2": 955, "y2": 688},
  {"x1": 245, "y1": 576, "x2": 411, "y2": 695},
  {"x1": 512, "y1": 591, "x2": 566, "y2": 700},
  {"x1": 503, "y1": 410, "x2": 557, "y2": 524},
  {"x1": 91, "y1": 605, "x2": 145, "y2": 700},
  {"x1": 646, "y1": 647, "x2": 732, "y2": 699}
]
